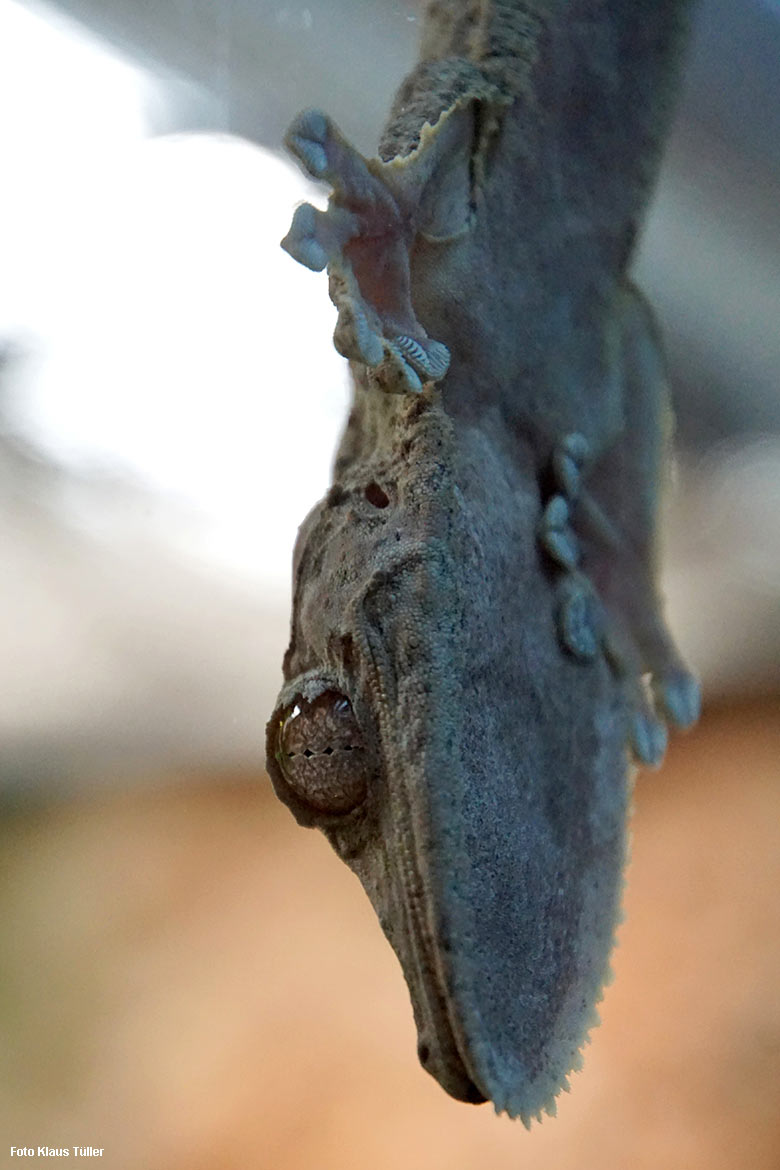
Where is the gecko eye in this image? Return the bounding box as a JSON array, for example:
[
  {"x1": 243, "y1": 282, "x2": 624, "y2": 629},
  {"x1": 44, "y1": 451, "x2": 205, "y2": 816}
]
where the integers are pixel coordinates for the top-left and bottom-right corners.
[{"x1": 276, "y1": 691, "x2": 367, "y2": 814}]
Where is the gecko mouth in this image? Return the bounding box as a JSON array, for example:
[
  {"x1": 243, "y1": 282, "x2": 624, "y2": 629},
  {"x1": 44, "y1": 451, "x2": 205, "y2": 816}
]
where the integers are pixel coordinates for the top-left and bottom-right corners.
[
  {"x1": 392, "y1": 853, "x2": 488, "y2": 1104},
  {"x1": 417, "y1": 1035, "x2": 487, "y2": 1103}
]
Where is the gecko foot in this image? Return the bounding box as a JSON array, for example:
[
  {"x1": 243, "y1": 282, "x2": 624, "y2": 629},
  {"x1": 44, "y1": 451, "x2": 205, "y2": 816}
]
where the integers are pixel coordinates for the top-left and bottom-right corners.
[
  {"x1": 542, "y1": 426, "x2": 698, "y2": 766},
  {"x1": 282, "y1": 108, "x2": 452, "y2": 394}
]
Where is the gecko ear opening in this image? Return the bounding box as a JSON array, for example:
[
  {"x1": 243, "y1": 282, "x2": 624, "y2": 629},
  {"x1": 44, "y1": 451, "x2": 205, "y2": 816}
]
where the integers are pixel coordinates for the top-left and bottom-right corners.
[{"x1": 270, "y1": 690, "x2": 368, "y2": 817}]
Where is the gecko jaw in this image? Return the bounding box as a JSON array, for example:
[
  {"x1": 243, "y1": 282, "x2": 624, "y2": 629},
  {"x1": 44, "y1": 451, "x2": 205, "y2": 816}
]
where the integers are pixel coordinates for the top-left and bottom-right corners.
[{"x1": 383, "y1": 830, "x2": 488, "y2": 1105}]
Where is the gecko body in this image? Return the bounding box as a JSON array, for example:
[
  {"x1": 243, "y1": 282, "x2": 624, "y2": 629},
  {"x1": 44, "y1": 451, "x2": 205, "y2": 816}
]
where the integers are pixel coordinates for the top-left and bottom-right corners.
[{"x1": 266, "y1": 0, "x2": 699, "y2": 1122}]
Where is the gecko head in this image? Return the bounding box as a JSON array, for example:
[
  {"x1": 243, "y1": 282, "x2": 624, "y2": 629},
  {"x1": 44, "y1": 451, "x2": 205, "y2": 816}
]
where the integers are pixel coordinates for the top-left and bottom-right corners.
[
  {"x1": 266, "y1": 571, "x2": 490, "y2": 1108},
  {"x1": 267, "y1": 666, "x2": 487, "y2": 1107},
  {"x1": 265, "y1": 419, "x2": 491, "y2": 1106},
  {"x1": 266, "y1": 396, "x2": 630, "y2": 1122}
]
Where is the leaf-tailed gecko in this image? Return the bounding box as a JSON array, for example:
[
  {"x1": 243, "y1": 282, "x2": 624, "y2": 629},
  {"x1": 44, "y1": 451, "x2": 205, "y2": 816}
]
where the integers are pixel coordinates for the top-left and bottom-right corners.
[{"x1": 265, "y1": 0, "x2": 699, "y2": 1124}]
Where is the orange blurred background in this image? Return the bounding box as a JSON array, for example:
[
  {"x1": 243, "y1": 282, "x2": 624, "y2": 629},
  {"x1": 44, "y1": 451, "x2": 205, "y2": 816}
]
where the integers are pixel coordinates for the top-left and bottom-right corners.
[{"x1": 1, "y1": 701, "x2": 779, "y2": 1169}]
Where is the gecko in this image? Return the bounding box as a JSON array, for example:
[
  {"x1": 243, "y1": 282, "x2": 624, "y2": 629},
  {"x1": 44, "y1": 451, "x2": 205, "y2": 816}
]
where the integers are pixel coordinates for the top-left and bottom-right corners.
[{"x1": 265, "y1": 0, "x2": 700, "y2": 1124}]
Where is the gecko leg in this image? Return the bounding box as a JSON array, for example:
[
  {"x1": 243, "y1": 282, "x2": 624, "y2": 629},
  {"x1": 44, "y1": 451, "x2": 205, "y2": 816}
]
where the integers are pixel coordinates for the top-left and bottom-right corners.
[
  {"x1": 542, "y1": 290, "x2": 700, "y2": 765},
  {"x1": 282, "y1": 108, "x2": 464, "y2": 393}
]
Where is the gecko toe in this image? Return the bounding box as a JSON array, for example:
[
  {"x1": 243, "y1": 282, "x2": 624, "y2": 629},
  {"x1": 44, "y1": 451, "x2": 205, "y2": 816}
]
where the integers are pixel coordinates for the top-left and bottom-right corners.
[
  {"x1": 654, "y1": 670, "x2": 701, "y2": 730},
  {"x1": 376, "y1": 345, "x2": 424, "y2": 393},
  {"x1": 554, "y1": 453, "x2": 582, "y2": 499},
  {"x1": 540, "y1": 495, "x2": 580, "y2": 571},
  {"x1": 561, "y1": 432, "x2": 590, "y2": 465},
  {"x1": 290, "y1": 108, "x2": 329, "y2": 144},
  {"x1": 397, "y1": 359, "x2": 424, "y2": 393},
  {"x1": 285, "y1": 109, "x2": 332, "y2": 178},
  {"x1": 552, "y1": 433, "x2": 590, "y2": 500},
  {"x1": 297, "y1": 138, "x2": 328, "y2": 178},
  {"x1": 543, "y1": 493, "x2": 569, "y2": 529},
  {"x1": 391, "y1": 334, "x2": 451, "y2": 382},
  {"x1": 556, "y1": 576, "x2": 602, "y2": 662},
  {"x1": 281, "y1": 203, "x2": 329, "y2": 271},
  {"x1": 542, "y1": 529, "x2": 580, "y2": 571},
  {"x1": 333, "y1": 301, "x2": 384, "y2": 367},
  {"x1": 629, "y1": 707, "x2": 668, "y2": 768}
]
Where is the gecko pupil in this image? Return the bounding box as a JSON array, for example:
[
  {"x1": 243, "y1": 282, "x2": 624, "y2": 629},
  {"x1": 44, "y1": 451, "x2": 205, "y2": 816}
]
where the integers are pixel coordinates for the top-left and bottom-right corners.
[{"x1": 278, "y1": 690, "x2": 366, "y2": 814}]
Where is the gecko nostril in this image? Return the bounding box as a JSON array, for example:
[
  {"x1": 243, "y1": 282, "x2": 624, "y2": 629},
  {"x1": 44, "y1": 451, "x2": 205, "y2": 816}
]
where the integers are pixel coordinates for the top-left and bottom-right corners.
[
  {"x1": 365, "y1": 482, "x2": 390, "y2": 508},
  {"x1": 418, "y1": 1042, "x2": 431, "y2": 1065}
]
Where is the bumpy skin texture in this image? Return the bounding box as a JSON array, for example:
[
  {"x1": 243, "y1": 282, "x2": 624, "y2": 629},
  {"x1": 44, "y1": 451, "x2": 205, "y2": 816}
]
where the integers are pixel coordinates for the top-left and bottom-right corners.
[{"x1": 267, "y1": 0, "x2": 699, "y2": 1124}]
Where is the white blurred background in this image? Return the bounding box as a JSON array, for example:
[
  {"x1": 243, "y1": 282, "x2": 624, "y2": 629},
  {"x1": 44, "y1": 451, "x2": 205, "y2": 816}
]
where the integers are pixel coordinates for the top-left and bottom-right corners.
[{"x1": 1, "y1": 0, "x2": 779, "y2": 792}]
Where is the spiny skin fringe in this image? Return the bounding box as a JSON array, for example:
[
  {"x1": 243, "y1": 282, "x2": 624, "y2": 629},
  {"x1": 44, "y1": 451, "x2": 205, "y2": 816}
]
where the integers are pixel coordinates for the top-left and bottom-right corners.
[
  {"x1": 494, "y1": 917, "x2": 624, "y2": 1121},
  {"x1": 499, "y1": 771, "x2": 638, "y2": 1122}
]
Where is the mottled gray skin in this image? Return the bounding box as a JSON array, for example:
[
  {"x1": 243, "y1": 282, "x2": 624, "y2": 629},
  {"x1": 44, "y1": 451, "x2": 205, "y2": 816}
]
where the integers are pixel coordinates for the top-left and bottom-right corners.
[{"x1": 267, "y1": 0, "x2": 699, "y2": 1123}]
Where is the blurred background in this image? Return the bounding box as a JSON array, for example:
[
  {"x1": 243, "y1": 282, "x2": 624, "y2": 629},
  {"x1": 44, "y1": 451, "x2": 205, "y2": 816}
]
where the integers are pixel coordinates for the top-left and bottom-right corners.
[{"x1": 1, "y1": 1, "x2": 778, "y2": 1167}]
